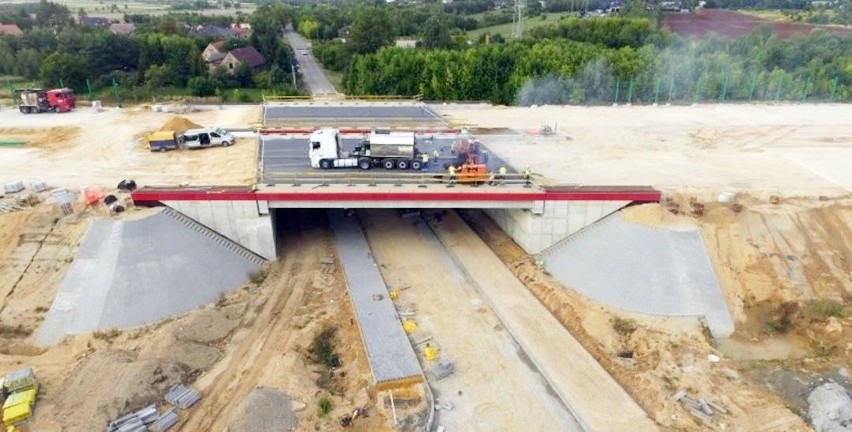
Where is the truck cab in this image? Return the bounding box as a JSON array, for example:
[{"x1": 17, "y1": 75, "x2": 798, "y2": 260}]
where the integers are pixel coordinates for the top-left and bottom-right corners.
[{"x1": 309, "y1": 129, "x2": 343, "y2": 168}]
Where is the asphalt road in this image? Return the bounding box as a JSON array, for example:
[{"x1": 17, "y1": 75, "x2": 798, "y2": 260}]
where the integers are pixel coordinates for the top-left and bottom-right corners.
[
  {"x1": 260, "y1": 136, "x2": 514, "y2": 184},
  {"x1": 285, "y1": 28, "x2": 337, "y2": 97}
]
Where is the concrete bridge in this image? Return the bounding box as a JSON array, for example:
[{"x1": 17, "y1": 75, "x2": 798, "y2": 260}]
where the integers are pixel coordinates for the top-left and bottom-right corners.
[{"x1": 131, "y1": 184, "x2": 661, "y2": 260}]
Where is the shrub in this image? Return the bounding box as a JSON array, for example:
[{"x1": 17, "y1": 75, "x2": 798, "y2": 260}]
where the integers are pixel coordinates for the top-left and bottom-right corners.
[{"x1": 318, "y1": 395, "x2": 333, "y2": 416}]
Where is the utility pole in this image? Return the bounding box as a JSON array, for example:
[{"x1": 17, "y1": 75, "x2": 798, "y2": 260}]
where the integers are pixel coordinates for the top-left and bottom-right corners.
[
  {"x1": 291, "y1": 63, "x2": 296, "y2": 88},
  {"x1": 513, "y1": 0, "x2": 526, "y2": 39}
]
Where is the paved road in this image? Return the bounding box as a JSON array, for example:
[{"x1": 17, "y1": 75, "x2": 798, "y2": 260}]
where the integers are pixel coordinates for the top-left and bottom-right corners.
[
  {"x1": 260, "y1": 136, "x2": 515, "y2": 183},
  {"x1": 264, "y1": 105, "x2": 438, "y2": 120},
  {"x1": 285, "y1": 28, "x2": 337, "y2": 97}
]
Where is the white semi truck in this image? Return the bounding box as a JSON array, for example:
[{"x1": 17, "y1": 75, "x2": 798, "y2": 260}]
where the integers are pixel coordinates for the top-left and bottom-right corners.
[{"x1": 309, "y1": 128, "x2": 423, "y2": 170}]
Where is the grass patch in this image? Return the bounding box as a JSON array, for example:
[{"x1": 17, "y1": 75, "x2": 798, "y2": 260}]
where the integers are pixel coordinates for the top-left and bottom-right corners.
[
  {"x1": 93, "y1": 328, "x2": 122, "y2": 342},
  {"x1": 466, "y1": 11, "x2": 574, "y2": 41},
  {"x1": 310, "y1": 326, "x2": 341, "y2": 368},
  {"x1": 325, "y1": 69, "x2": 344, "y2": 93},
  {"x1": 318, "y1": 395, "x2": 333, "y2": 416},
  {"x1": 765, "y1": 301, "x2": 799, "y2": 333},
  {"x1": 0, "y1": 324, "x2": 33, "y2": 338},
  {"x1": 612, "y1": 317, "x2": 638, "y2": 336},
  {"x1": 805, "y1": 299, "x2": 846, "y2": 320},
  {"x1": 248, "y1": 266, "x2": 269, "y2": 285}
]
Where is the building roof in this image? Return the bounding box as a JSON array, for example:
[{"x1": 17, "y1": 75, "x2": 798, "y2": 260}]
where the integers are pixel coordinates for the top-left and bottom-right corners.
[
  {"x1": 211, "y1": 40, "x2": 226, "y2": 50},
  {"x1": 0, "y1": 23, "x2": 23, "y2": 36},
  {"x1": 227, "y1": 46, "x2": 266, "y2": 68},
  {"x1": 191, "y1": 24, "x2": 233, "y2": 38},
  {"x1": 110, "y1": 23, "x2": 135, "y2": 35},
  {"x1": 81, "y1": 16, "x2": 111, "y2": 26}
]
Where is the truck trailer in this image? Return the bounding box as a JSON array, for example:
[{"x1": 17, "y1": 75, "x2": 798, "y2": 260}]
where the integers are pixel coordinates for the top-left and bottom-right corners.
[
  {"x1": 16, "y1": 88, "x2": 76, "y2": 113},
  {"x1": 309, "y1": 129, "x2": 422, "y2": 170}
]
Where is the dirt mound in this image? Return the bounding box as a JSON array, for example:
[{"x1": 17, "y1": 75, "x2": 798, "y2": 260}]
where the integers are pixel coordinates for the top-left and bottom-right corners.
[
  {"x1": 227, "y1": 387, "x2": 298, "y2": 432},
  {"x1": 173, "y1": 306, "x2": 241, "y2": 344},
  {"x1": 0, "y1": 126, "x2": 80, "y2": 151},
  {"x1": 55, "y1": 350, "x2": 192, "y2": 431},
  {"x1": 159, "y1": 116, "x2": 202, "y2": 134}
]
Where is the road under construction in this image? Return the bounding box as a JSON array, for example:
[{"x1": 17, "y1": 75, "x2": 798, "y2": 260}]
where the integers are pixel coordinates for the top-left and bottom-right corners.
[
  {"x1": 2, "y1": 101, "x2": 847, "y2": 431},
  {"x1": 116, "y1": 102, "x2": 665, "y2": 430}
]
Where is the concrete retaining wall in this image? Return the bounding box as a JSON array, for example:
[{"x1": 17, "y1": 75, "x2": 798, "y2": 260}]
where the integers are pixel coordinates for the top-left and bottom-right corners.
[
  {"x1": 486, "y1": 200, "x2": 630, "y2": 254},
  {"x1": 163, "y1": 200, "x2": 275, "y2": 260}
]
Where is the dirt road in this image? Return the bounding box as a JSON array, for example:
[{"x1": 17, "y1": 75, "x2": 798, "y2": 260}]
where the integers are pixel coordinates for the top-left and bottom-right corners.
[
  {"x1": 179, "y1": 211, "x2": 374, "y2": 431},
  {"x1": 360, "y1": 210, "x2": 580, "y2": 431},
  {"x1": 429, "y1": 210, "x2": 659, "y2": 431}
]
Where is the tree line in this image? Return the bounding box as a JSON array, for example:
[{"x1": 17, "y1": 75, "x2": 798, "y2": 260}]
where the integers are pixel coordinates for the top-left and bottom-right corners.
[
  {"x1": 341, "y1": 19, "x2": 852, "y2": 104},
  {"x1": 0, "y1": 1, "x2": 301, "y2": 100}
]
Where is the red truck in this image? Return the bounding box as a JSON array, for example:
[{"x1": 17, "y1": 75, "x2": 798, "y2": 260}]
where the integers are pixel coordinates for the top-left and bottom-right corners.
[{"x1": 16, "y1": 88, "x2": 76, "y2": 113}]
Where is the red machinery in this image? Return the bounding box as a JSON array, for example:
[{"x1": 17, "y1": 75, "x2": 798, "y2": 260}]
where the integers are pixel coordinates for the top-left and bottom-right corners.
[{"x1": 16, "y1": 88, "x2": 76, "y2": 114}]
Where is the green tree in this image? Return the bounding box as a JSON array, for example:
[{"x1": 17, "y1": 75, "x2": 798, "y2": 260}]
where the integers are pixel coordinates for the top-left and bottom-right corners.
[
  {"x1": 348, "y1": 7, "x2": 396, "y2": 55},
  {"x1": 188, "y1": 76, "x2": 216, "y2": 96},
  {"x1": 233, "y1": 61, "x2": 254, "y2": 87},
  {"x1": 298, "y1": 18, "x2": 319, "y2": 40},
  {"x1": 144, "y1": 64, "x2": 178, "y2": 88},
  {"x1": 36, "y1": 0, "x2": 72, "y2": 28},
  {"x1": 40, "y1": 52, "x2": 88, "y2": 89},
  {"x1": 419, "y1": 16, "x2": 453, "y2": 49}
]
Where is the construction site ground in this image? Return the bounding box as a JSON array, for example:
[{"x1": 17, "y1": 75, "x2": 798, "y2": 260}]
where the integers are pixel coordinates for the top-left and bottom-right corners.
[
  {"x1": 0, "y1": 102, "x2": 850, "y2": 431},
  {"x1": 359, "y1": 209, "x2": 580, "y2": 431}
]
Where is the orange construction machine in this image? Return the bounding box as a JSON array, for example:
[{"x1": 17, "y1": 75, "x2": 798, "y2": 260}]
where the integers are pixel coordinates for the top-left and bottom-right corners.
[{"x1": 452, "y1": 139, "x2": 488, "y2": 184}]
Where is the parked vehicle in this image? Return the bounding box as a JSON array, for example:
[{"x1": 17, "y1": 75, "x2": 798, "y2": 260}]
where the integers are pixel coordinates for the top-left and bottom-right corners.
[
  {"x1": 16, "y1": 88, "x2": 76, "y2": 113},
  {"x1": 147, "y1": 131, "x2": 179, "y2": 152},
  {"x1": 2, "y1": 367, "x2": 38, "y2": 429},
  {"x1": 181, "y1": 128, "x2": 235, "y2": 149},
  {"x1": 309, "y1": 129, "x2": 422, "y2": 170}
]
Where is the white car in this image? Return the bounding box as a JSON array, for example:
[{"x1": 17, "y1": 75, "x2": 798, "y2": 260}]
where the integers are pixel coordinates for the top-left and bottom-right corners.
[{"x1": 181, "y1": 128, "x2": 235, "y2": 149}]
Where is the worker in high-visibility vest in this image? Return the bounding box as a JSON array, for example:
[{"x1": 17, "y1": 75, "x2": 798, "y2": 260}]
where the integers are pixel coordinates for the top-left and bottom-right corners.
[
  {"x1": 447, "y1": 165, "x2": 457, "y2": 187},
  {"x1": 421, "y1": 152, "x2": 429, "y2": 171},
  {"x1": 498, "y1": 165, "x2": 508, "y2": 185},
  {"x1": 488, "y1": 172, "x2": 497, "y2": 186},
  {"x1": 523, "y1": 165, "x2": 533, "y2": 187}
]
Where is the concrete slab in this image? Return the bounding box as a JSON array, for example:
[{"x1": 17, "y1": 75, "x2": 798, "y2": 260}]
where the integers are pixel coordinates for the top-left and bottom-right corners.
[
  {"x1": 35, "y1": 209, "x2": 262, "y2": 346},
  {"x1": 327, "y1": 210, "x2": 422, "y2": 387},
  {"x1": 544, "y1": 213, "x2": 734, "y2": 337}
]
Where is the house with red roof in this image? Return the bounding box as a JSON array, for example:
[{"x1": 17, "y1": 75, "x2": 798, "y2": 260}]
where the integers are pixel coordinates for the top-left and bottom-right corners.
[{"x1": 0, "y1": 24, "x2": 23, "y2": 36}]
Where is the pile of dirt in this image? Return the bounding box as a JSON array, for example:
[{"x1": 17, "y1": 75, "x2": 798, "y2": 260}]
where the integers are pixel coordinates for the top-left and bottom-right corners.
[
  {"x1": 0, "y1": 126, "x2": 81, "y2": 151},
  {"x1": 159, "y1": 116, "x2": 202, "y2": 134},
  {"x1": 227, "y1": 387, "x2": 298, "y2": 432},
  {"x1": 55, "y1": 350, "x2": 192, "y2": 430},
  {"x1": 173, "y1": 307, "x2": 241, "y2": 344}
]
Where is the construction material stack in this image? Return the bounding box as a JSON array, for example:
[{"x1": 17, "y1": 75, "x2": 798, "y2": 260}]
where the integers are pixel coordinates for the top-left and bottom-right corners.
[{"x1": 2, "y1": 367, "x2": 38, "y2": 430}]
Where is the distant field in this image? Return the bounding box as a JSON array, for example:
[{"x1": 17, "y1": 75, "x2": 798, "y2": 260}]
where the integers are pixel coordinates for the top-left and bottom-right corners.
[
  {"x1": 49, "y1": 0, "x2": 255, "y2": 18},
  {"x1": 663, "y1": 9, "x2": 852, "y2": 38},
  {"x1": 467, "y1": 11, "x2": 574, "y2": 40}
]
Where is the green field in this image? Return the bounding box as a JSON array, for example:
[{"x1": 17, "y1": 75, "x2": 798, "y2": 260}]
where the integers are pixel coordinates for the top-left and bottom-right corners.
[
  {"x1": 44, "y1": 0, "x2": 256, "y2": 19},
  {"x1": 466, "y1": 11, "x2": 574, "y2": 40}
]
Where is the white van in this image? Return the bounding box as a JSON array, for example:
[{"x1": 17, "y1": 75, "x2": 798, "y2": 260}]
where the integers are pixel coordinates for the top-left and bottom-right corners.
[{"x1": 181, "y1": 128, "x2": 235, "y2": 149}]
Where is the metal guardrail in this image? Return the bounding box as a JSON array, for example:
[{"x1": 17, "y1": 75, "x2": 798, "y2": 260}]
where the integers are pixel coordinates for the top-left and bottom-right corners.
[
  {"x1": 261, "y1": 171, "x2": 535, "y2": 188},
  {"x1": 261, "y1": 95, "x2": 313, "y2": 103}
]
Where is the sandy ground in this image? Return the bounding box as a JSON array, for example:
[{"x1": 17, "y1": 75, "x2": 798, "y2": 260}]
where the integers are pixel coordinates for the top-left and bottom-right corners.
[
  {"x1": 0, "y1": 105, "x2": 260, "y2": 189},
  {"x1": 434, "y1": 103, "x2": 852, "y2": 198},
  {"x1": 360, "y1": 210, "x2": 579, "y2": 431},
  {"x1": 178, "y1": 210, "x2": 385, "y2": 432},
  {"x1": 0, "y1": 207, "x2": 384, "y2": 431},
  {"x1": 459, "y1": 208, "x2": 815, "y2": 431}
]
